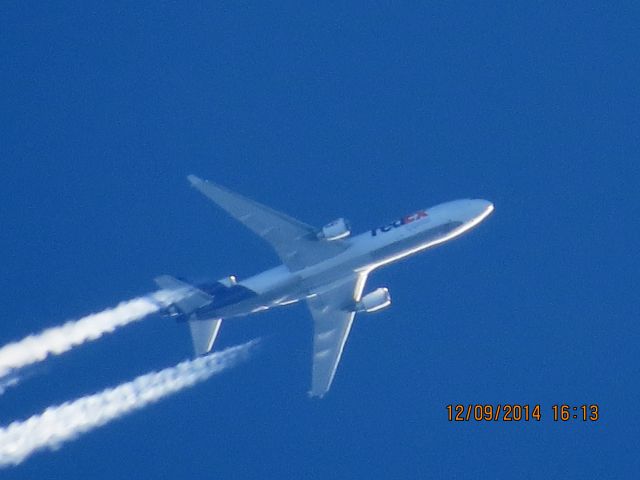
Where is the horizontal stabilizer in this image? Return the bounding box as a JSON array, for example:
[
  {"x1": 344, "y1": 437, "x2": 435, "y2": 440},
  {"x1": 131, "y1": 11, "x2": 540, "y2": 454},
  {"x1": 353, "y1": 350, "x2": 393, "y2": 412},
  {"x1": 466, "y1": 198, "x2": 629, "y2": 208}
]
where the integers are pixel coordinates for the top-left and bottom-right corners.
[
  {"x1": 188, "y1": 314, "x2": 222, "y2": 356},
  {"x1": 154, "y1": 275, "x2": 213, "y2": 314}
]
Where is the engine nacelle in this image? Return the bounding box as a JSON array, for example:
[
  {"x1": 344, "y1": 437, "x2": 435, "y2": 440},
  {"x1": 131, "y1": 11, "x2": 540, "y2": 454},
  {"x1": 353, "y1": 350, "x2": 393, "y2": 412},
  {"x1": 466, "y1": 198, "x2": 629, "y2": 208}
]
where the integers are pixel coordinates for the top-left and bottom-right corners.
[
  {"x1": 218, "y1": 275, "x2": 237, "y2": 287},
  {"x1": 356, "y1": 287, "x2": 391, "y2": 313},
  {"x1": 163, "y1": 304, "x2": 181, "y2": 318},
  {"x1": 318, "y1": 218, "x2": 351, "y2": 241}
]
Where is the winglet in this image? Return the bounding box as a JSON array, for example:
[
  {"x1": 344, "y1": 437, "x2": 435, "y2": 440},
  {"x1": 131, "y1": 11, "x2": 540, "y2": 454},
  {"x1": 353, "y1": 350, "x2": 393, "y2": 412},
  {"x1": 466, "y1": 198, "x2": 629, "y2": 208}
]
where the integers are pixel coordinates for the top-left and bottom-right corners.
[{"x1": 187, "y1": 174, "x2": 203, "y2": 186}]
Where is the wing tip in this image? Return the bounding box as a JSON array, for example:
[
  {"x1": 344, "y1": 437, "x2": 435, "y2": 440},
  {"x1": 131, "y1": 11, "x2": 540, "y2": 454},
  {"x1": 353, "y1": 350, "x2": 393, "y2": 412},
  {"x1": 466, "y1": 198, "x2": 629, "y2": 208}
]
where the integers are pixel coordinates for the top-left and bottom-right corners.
[
  {"x1": 187, "y1": 174, "x2": 203, "y2": 186},
  {"x1": 153, "y1": 274, "x2": 177, "y2": 289},
  {"x1": 307, "y1": 390, "x2": 326, "y2": 399}
]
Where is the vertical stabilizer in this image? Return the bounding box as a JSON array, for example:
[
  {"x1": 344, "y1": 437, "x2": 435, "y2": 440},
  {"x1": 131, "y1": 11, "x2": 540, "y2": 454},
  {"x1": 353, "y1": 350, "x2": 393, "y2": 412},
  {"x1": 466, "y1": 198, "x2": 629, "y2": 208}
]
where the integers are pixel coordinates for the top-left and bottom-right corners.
[{"x1": 188, "y1": 314, "x2": 222, "y2": 356}]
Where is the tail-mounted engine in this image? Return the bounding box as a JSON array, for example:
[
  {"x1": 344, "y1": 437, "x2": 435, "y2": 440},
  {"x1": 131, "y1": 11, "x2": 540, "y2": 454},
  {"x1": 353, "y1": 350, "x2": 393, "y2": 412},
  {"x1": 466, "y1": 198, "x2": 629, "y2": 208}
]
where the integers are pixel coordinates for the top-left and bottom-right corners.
[
  {"x1": 355, "y1": 287, "x2": 391, "y2": 313},
  {"x1": 317, "y1": 218, "x2": 351, "y2": 241}
]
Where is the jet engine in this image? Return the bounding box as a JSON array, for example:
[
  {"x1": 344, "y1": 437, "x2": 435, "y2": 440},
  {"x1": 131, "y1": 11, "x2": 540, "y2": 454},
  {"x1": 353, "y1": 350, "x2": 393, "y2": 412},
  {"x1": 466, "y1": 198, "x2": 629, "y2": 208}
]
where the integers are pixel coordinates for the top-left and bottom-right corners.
[
  {"x1": 355, "y1": 287, "x2": 391, "y2": 313},
  {"x1": 218, "y1": 275, "x2": 237, "y2": 287},
  {"x1": 317, "y1": 218, "x2": 351, "y2": 241},
  {"x1": 163, "y1": 304, "x2": 181, "y2": 318}
]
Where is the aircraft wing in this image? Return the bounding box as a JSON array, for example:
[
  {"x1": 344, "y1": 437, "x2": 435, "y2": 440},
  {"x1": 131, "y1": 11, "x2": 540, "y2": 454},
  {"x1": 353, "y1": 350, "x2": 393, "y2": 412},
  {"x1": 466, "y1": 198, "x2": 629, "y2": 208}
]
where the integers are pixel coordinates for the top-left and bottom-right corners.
[
  {"x1": 188, "y1": 175, "x2": 348, "y2": 271},
  {"x1": 306, "y1": 272, "x2": 369, "y2": 397}
]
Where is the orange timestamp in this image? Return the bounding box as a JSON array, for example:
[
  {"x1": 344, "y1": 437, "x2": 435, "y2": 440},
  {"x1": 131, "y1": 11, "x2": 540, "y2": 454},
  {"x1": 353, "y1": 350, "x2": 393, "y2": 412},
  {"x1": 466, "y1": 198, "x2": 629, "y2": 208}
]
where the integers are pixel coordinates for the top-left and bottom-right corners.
[{"x1": 446, "y1": 404, "x2": 600, "y2": 422}]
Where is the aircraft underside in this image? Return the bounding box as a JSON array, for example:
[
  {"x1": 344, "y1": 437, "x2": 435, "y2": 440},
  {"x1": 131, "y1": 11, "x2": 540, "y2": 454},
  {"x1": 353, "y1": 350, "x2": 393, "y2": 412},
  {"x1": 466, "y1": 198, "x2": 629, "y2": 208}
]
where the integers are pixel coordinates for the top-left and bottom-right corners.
[{"x1": 155, "y1": 175, "x2": 493, "y2": 396}]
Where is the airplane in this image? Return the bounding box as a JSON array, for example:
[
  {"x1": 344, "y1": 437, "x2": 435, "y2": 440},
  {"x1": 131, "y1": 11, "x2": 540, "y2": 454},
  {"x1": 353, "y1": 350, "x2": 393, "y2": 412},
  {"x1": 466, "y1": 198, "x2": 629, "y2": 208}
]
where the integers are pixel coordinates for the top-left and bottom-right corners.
[{"x1": 155, "y1": 175, "x2": 494, "y2": 397}]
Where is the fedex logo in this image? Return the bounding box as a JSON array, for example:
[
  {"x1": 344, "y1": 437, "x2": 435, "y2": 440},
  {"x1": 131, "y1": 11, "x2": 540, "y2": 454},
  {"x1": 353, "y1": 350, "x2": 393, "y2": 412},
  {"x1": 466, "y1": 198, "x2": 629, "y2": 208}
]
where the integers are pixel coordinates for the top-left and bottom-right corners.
[{"x1": 371, "y1": 210, "x2": 427, "y2": 236}]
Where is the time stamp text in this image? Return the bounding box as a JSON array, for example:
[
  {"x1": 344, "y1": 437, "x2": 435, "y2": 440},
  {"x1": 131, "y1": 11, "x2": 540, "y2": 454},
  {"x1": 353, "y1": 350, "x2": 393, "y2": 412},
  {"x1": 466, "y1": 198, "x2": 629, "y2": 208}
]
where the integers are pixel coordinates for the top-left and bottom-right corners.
[{"x1": 446, "y1": 404, "x2": 599, "y2": 422}]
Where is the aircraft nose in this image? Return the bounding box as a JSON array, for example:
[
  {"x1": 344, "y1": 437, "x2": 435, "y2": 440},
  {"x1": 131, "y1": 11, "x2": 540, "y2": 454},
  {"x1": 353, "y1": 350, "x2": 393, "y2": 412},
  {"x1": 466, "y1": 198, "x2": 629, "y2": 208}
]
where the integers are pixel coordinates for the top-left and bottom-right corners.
[
  {"x1": 472, "y1": 199, "x2": 494, "y2": 212},
  {"x1": 427, "y1": 199, "x2": 494, "y2": 223},
  {"x1": 469, "y1": 199, "x2": 494, "y2": 220},
  {"x1": 443, "y1": 199, "x2": 493, "y2": 222},
  {"x1": 447, "y1": 199, "x2": 493, "y2": 216}
]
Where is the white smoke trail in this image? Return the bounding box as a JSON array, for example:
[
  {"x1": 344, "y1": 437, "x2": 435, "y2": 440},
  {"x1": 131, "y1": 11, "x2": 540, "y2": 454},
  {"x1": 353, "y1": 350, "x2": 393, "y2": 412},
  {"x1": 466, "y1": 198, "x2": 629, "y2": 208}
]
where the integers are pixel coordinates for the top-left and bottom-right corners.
[
  {"x1": 0, "y1": 340, "x2": 256, "y2": 467},
  {"x1": 0, "y1": 289, "x2": 185, "y2": 379}
]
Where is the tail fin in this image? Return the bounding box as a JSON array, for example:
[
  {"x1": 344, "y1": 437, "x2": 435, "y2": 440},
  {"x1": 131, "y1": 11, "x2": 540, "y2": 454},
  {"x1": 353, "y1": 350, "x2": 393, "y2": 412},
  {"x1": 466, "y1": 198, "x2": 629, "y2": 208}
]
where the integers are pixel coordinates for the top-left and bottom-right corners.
[
  {"x1": 154, "y1": 275, "x2": 220, "y2": 356},
  {"x1": 188, "y1": 314, "x2": 222, "y2": 356}
]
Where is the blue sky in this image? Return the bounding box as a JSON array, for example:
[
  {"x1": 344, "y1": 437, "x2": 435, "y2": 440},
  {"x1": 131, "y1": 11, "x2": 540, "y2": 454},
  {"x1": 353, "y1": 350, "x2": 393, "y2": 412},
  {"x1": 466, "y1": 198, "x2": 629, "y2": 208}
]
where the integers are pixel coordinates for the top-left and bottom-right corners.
[{"x1": 1, "y1": 2, "x2": 638, "y2": 478}]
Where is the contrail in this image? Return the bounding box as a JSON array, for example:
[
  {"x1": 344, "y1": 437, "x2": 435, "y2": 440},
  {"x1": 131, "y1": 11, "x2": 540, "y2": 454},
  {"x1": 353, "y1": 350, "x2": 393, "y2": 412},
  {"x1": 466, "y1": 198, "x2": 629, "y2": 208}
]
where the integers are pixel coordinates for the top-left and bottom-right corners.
[
  {"x1": 0, "y1": 340, "x2": 256, "y2": 468},
  {"x1": 0, "y1": 289, "x2": 185, "y2": 379}
]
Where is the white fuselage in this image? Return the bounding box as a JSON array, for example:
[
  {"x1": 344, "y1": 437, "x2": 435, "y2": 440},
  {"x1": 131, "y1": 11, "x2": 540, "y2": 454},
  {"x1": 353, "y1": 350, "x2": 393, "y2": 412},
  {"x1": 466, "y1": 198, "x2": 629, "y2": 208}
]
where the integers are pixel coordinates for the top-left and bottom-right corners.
[{"x1": 215, "y1": 199, "x2": 494, "y2": 318}]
